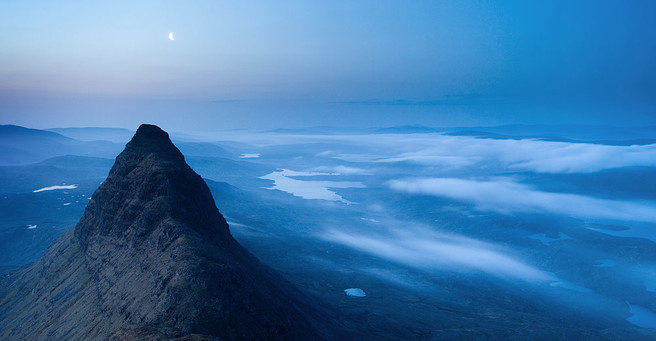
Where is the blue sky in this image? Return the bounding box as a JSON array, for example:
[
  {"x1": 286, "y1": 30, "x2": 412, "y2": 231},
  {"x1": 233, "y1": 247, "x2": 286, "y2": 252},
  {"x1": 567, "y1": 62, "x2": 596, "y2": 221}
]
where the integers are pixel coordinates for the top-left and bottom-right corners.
[{"x1": 1, "y1": 1, "x2": 655, "y2": 130}]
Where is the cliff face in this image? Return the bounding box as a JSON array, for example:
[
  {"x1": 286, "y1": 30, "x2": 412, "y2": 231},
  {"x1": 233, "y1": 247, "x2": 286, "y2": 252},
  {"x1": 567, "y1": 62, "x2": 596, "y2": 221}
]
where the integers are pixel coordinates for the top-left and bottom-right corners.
[{"x1": 0, "y1": 124, "x2": 325, "y2": 340}]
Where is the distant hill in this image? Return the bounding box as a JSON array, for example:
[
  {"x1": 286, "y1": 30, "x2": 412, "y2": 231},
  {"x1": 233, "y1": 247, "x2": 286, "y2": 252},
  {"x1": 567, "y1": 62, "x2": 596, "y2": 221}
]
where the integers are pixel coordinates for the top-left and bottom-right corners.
[
  {"x1": 267, "y1": 126, "x2": 372, "y2": 135},
  {"x1": 0, "y1": 155, "x2": 112, "y2": 194},
  {"x1": 368, "y1": 124, "x2": 656, "y2": 143},
  {"x1": 367, "y1": 124, "x2": 656, "y2": 145},
  {"x1": 48, "y1": 127, "x2": 135, "y2": 143},
  {"x1": 1, "y1": 124, "x2": 74, "y2": 145},
  {"x1": 0, "y1": 125, "x2": 124, "y2": 165},
  {"x1": 446, "y1": 124, "x2": 656, "y2": 144},
  {"x1": 443, "y1": 130, "x2": 582, "y2": 143},
  {"x1": 176, "y1": 142, "x2": 234, "y2": 158},
  {"x1": 48, "y1": 126, "x2": 247, "y2": 158},
  {"x1": 374, "y1": 125, "x2": 442, "y2": 134}
]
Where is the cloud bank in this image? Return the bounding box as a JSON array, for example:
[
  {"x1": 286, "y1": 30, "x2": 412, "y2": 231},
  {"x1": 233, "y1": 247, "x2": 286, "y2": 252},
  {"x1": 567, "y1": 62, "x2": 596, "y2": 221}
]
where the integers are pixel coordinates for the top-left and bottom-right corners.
[
  {"x1": 323, "y1": 228, "x2": 553, "y2": 282},
  {"x1": 388, "y1": 178, "x2": 656, "y2": 222},
  {"x1": 309, "y1": 165, "x2": 371, "y2": 175},
  {"x1": 320, "y1": 134, "x2": 656, "y2": 173},
  {"x1": 213, "y1": 131, "x2": 656, "y2": 174}
]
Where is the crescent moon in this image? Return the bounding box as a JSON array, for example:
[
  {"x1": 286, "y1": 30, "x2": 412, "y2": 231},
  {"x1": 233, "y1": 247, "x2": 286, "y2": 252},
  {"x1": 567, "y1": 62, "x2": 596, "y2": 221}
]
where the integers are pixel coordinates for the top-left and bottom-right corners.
[{"x1": 168, "y1": 32, "x2": 174, "y2": 41}]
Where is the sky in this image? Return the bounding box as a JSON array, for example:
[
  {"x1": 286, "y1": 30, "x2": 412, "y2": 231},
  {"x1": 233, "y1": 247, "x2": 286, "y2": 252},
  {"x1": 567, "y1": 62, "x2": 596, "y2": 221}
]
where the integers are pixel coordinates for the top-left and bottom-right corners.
[{"x1": 1, "y1": 1, "x2": 655, "y2": 130}]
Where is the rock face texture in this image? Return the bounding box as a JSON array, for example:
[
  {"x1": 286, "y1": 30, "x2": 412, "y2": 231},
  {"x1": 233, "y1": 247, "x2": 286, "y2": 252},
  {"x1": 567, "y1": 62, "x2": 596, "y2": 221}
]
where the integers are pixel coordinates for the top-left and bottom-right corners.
[{"x1": 0, "y1": 124, "x2": 325, "y2": 340}]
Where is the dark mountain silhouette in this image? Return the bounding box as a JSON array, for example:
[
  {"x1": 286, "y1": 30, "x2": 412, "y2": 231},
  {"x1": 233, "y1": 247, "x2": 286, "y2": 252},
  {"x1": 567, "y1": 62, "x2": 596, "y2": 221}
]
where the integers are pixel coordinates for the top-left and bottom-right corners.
[{"x1": 0, "y1": 124, "x2": 329, "y2": 340}]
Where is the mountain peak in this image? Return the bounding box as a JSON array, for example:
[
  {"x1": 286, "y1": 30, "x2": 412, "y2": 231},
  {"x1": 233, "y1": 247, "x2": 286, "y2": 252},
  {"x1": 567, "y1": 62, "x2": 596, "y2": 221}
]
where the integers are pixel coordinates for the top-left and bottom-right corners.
[
  {"x1": 135, "y1": 123, "x2": 168, "y2": 138},
  {"x1": 113, "y1": 123, "x2": 185, "y2": 174},
  {"x1": 0, "y1": 124, "x2": 327, "y2": 340},
  {"x1": 75, "y1": 124, "x2": 231, "y2": 249},
  {"x1": 128, "y1": 124, "x2": 180, "y2": 157}
]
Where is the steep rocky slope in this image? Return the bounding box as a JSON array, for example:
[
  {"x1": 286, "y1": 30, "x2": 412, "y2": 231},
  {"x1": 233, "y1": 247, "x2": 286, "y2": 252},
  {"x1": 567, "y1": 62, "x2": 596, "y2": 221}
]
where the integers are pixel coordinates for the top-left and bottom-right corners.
[{"x1": 0, "y1": 124, "x2": 327, "y2": 340}]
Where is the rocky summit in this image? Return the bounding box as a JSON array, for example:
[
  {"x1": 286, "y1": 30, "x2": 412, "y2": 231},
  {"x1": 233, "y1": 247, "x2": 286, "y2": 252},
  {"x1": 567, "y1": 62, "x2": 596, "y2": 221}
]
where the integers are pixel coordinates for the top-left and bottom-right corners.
[{"x1": 0, "y1": 124, "x2": 327, "y2": 340}]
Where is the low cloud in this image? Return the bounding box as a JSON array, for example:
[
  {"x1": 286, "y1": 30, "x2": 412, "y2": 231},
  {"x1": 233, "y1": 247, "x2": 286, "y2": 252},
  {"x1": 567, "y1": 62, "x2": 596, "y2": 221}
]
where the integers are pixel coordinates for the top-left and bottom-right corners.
[
  {"x1": 388, "y1": 178, "x2": 656, "y2": 222},
  {"x1": 208, "y1": 131, "x2": 656, "y2": 174},
  {"x1": 310, "y1": 165, "x2": 371, "y2": 175},
  {"x1": 325, "y1": 134, "x2": 656, "y2": 173},
  {"x1": 376, "y1": 154, "x2": 474, "y2": 168},
  {"x1": 323, "y1": 228, "x2": 553, "y2": 282},
  {"x1": 489, "y1": 139, "x2": 656, "y2": 173}
]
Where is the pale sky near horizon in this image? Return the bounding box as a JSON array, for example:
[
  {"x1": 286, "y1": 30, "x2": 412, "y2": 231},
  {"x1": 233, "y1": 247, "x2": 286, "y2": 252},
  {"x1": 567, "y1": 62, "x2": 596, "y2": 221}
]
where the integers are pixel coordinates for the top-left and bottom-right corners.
[{"x1": 1, "y1": 1, "x2": 655, "y2": 131}]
